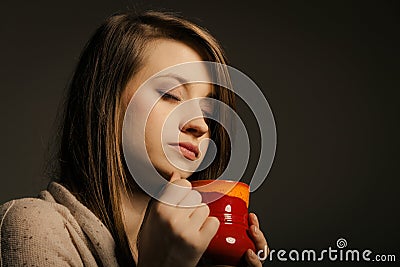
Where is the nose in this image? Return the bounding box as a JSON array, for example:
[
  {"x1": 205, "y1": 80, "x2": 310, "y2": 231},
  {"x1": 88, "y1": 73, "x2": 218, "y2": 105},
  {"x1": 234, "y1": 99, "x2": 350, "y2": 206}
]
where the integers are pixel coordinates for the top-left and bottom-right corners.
[{"x1": 180, "y1": 116, "x2": 209, "y2": 138}]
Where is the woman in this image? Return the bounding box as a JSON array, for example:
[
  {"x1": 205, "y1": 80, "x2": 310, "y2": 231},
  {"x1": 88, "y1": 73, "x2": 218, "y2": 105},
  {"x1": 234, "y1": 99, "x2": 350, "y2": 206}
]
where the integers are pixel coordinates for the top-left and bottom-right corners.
[{"x1": 0, "y1": 11, "x2": 268, "y2": 266}]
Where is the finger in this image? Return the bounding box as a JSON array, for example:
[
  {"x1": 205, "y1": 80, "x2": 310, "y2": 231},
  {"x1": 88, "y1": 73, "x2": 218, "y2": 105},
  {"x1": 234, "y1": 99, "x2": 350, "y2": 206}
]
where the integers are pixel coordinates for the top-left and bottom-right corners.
[
  {"x1": 245, "y1": 249, "x2": 262, "y2": 267},
  {"x1": 178, "y1": 189, "x2": 202, "y2": 208},
  {"x1": 249, "y1": 224, "x2": 268, "y2": 251},
  {"x1": 249, "y1": 213, "x2": 260, "y2": 228},
  {"x1": 199, "y1": 216, "x2": 220, "y2": 242},
  {"x1": 173, "y1": 190, "x2": 202, "y2": 219},
  {"x1": 188, "y1": 204, "x2": 210, "y2": 230},
  {"x1": 158, "y1": 175, "x2": 192, "y2": 206}
]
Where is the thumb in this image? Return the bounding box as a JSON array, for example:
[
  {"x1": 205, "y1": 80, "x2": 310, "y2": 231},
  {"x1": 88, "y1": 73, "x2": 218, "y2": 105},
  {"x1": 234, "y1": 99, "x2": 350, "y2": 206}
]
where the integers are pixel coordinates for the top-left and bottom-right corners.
[
  {"x1": 169, "y1": 171, "x2": 181, "y2": 182},
  {"x1": 154, "y1": 171, "x2": 183, "y2": 201}
]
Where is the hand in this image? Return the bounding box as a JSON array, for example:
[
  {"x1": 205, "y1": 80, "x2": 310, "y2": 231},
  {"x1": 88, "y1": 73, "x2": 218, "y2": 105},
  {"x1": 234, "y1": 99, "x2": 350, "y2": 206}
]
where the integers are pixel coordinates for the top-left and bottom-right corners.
[
  {"x1": 243, "y1": 213, "x2": 270, "y2": 266},
  {"x1": 137, "y1": 172, "x2": 220, "y2": 267},
  {"x1": 196, "y1": 213, "x2": 270, "y2": 267}
]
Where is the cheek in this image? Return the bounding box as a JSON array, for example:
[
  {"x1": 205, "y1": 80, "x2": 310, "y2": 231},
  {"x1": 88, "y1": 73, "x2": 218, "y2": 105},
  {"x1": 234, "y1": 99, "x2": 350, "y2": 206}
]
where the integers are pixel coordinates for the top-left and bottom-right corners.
[
  {"x1": 144, "y1": 104, "x2": 171, "y2": 146},
  {"x1": 144, "y1": 113, "x2": 160, "y2": 147},
  {"x1": 200, "y1": 133, "x2": 211, "y2": 158}
]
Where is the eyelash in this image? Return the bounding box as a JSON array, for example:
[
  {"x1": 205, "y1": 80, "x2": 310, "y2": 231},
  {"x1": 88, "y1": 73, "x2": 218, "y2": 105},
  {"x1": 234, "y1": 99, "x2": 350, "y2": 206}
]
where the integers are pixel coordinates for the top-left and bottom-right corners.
[
  {"x1": 158, "y1": 90, "x2": 182, "y2": 102},
  {"x1": 157, "y1": 89, "x2": 214, "y2": 117}
]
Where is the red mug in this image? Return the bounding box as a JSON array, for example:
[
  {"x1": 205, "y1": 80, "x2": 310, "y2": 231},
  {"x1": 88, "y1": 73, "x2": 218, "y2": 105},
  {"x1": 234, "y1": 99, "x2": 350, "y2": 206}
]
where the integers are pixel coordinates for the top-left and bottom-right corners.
[{"x1": 191, "y1": 180, "x2": 255, "y2": 266}]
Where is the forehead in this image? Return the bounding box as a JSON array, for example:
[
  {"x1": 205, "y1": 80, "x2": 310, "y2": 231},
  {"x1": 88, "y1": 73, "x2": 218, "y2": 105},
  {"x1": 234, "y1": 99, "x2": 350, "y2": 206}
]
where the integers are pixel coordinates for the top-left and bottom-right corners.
[{"x1": 124, "y1": 39, "x2": 213, "y2": 101}]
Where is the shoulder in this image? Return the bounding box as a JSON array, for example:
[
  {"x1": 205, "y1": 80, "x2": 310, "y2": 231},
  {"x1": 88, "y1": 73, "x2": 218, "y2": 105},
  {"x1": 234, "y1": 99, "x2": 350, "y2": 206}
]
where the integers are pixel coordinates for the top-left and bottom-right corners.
[
  {"x1": 0, "y1": 198, "x2": 84, "y2": 266},
  {"x1": 0, "y1": 197, "x2": 67, "y2": 236},
  {"x1": 1, "y1": 197, "x2": 62, "y2": 221}
]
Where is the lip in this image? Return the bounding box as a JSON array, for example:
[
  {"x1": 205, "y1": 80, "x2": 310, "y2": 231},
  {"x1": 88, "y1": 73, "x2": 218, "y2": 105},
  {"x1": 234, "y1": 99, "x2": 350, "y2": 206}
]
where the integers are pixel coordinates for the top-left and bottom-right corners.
[{"x1": 169, "y1": 142, "x2": 200, "y2": 161}]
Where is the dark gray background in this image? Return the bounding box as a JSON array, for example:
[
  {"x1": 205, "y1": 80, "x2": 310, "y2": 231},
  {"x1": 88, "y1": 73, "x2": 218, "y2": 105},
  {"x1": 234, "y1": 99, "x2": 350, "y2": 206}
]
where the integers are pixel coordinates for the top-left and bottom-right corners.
[{"x1": 1, "y1": 0, "x2": 399, "y2": 266}]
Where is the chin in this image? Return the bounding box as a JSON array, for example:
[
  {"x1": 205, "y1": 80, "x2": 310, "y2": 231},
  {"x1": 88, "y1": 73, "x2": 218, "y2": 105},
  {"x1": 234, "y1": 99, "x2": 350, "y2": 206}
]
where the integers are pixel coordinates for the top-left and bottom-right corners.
[{"x1": 155, "y1": 164, "x2": 193, "y2": 181}]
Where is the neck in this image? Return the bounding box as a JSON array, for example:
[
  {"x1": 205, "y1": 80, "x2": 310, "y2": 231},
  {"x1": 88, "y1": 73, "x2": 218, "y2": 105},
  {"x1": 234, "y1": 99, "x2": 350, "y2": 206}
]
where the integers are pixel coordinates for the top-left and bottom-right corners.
[{"x1": 120, "y1": 184, "x2": 151, "y2": 264}]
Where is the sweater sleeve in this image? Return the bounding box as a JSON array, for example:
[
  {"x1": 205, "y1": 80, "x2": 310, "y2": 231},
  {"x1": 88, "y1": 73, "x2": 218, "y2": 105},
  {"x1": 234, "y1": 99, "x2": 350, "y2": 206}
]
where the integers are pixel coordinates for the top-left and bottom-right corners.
[{"x1": 0, "y1": 198, "x2": 84, "y2": 267}]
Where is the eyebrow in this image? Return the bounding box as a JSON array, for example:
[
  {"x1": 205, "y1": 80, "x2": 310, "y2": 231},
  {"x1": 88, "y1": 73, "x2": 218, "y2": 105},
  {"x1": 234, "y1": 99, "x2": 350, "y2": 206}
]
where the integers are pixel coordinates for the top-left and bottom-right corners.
[{"x1": 154, "y1": 73, "x2": 215, "y2": 98}]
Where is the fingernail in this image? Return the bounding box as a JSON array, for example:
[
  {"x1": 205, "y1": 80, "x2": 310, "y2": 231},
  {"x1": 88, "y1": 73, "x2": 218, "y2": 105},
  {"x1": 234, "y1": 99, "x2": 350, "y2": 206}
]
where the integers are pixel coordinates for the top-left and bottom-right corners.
[
  {"x1": 250, "y1": 250, "x2": 256, "y2": 259},
  {"x1": 253, "y1": 213, "x2": 259, "y2": 223},
  {"x1": 253, "y1": 225, "x2": 258, "y2": 235}
]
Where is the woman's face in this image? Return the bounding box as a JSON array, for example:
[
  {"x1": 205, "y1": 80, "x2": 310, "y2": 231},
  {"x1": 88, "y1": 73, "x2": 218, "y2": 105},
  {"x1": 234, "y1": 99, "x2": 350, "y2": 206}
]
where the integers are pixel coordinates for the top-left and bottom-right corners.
[{"x1": 122, "y1": 39, "x2": 213, "y2": 180}]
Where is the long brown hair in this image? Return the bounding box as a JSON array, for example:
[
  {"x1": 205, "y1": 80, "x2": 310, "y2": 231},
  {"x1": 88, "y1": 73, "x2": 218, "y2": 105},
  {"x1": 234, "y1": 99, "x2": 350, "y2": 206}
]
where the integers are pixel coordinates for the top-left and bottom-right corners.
[{"x1": 57, "y1": 10, "x2": 235, "y2": 265}]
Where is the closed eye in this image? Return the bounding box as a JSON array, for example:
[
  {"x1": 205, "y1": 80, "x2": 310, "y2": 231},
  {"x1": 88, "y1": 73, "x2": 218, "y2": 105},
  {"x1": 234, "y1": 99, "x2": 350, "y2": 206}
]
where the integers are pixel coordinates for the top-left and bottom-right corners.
[{"x1": 157, "y1": 90, "x2": 182, "y2": 102}]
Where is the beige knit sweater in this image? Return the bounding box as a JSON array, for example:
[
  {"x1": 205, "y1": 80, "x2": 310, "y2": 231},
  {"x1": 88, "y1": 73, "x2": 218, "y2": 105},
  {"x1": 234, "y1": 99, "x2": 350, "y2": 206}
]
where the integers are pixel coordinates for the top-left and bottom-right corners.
[{"x1": 0, "y1": 182, "x2": 120, "y2": 266}]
